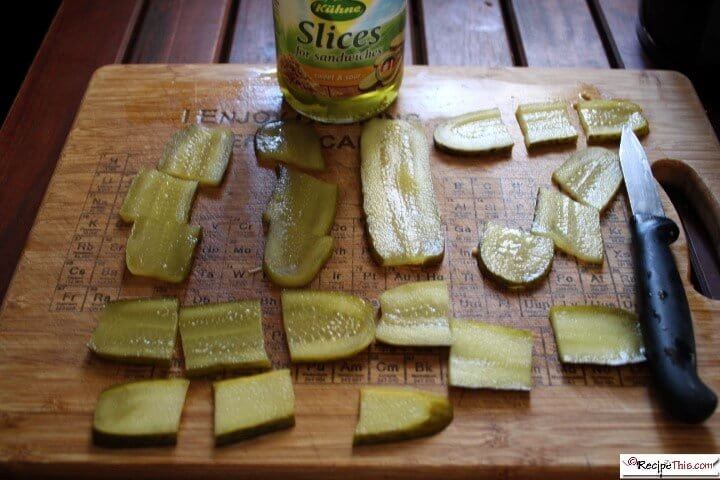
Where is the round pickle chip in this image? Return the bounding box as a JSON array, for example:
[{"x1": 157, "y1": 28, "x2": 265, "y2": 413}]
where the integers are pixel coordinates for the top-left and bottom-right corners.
[{"x1": 478, "y1": 222, "x2": 554, "y2": 288}]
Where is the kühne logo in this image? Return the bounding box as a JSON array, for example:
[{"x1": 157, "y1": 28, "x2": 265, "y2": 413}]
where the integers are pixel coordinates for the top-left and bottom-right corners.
[{"x1": 311, "y1": 0, "x2": 366, "y2": 21}]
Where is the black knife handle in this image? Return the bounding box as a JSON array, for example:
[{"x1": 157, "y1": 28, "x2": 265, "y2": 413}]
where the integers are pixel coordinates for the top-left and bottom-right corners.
[{"x1": 632, "y1": 213, "x2": 717, "y2": 423}]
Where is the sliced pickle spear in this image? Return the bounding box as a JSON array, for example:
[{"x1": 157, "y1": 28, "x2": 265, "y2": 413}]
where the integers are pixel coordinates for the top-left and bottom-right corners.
[
  {"x1": 575, "y1": 99, "x2": 649, "y2": 143},
  {"x1": 126, "y1": 216, "x2": 201, "y2": 283},
  {"x1": 516, "y1": 101, "x2": 578, "y2": 148},
  {"x1": 281, "y1": 290, "x2": 375, "y2": 362},
  {"x1": 433, "y1": 108, "x2": 514, "y2": 155},
  {"x1": 449, "y1": 319, "x2": 533, "y2": 390},
  {"x1": 376, "y1": 280, "x2": 452, "y2": 346},
  {"x1": 254, "y1": 120, "x2": 325, "y2": 171},
  {"x1": 263, "y1": 166, "x2": 338, "y2": 287},
  {"x1": 88, "y1": 298, "x2": 179, "y2": 366},
  {"x1": 158, "y1": 124, "x2": 233, "y2": 186},
  {"x1": 213, "y1": 369, "x2": 295, "y2": 445},
  {"x1": 119, "y1": 168, "x2": 198, "y2": 223},
  {"x1": 179, "y1": 300, "x2": 271, "y2": 376},
  {"x1": 361, "y1": 119, "x2": 444, "y2": 266},
  {"x1": 550, "y1": 306, "x2": 646, "y2": 365},
  {"x1": 531, "y1": 188, "x2": 603, "y2": 264},
  {"x1": 478, "y1": 221, "x2": 554, "y2": 288},
  {"x1": 552, "y1": 147, "x2": 623, "y2": 211},
  {"x1": 353, "y1": 387, "x2": 453, "y2": 446},
  {"x1": 93, "y1": 379, "x2": 189, "y2": 447}
]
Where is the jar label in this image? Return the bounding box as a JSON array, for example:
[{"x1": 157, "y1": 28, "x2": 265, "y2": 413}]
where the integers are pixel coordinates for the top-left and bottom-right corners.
[{"x1": 273, "y1": 0, "x2": 406, "y2": 99}]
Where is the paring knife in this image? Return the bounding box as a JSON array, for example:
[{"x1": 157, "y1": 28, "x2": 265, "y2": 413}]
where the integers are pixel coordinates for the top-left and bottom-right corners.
[{"x1": 619, "y1": 125, "x2": 717, "y2": 423}]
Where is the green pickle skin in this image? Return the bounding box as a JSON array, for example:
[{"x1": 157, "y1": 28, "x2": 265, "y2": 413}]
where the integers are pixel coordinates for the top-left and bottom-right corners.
[
  {"x1": 550, "y1": 305, "x2": 646, "y2": 365},
  {"x1": 376, "y1": 280, "x2": 453, "y2": 346},
  {"x1": 119, "y1": 168, "x2": 198, "y2": 223},
  {"x1": 254, "y1": 120, "x2": 325, "y2": 171},
  {"x1": 433, "y1": 108, "x2": 514, "y2": 155},
  {"x1": 574, "y1": 99, "x2": 649, "y2": 143},
  {"x1": 263, "y1": 166, "x2": 338, "y2": 288},
  {"x1": 353, "y1": 387, "x2": 453, "y2": 446},
  {"x1": 93, "y1": 378, "x2": 189, "y2": 448},
  {"x1": 213, "y1": 370, "x2": 295, "y2": 446},
  {"x1": 159, "y1": 124, "x2": 233, "y2": 186},
  {"x1": 281, "y1": 290, "x2": 375, "y2": 362},
  {"x1": 87, "y1": 298, "x2": 179, "y2": 366},
  {"x1": 179, "y1": 300, "x2": 271, "y2": 376},
  {"x1": 125, "y1": 216, "x2": 201, "y2": 283},
  {"x1": 361, "y1": 119, "x2": 445, "y2": 266},
  {"x1": 516, "y1": 101, "x2": 578, "y2": 148}
]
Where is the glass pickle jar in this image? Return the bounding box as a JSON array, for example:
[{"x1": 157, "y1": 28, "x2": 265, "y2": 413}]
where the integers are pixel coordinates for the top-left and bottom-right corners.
[{"x1": 272, "y1": 0, "x2": 406, "y2": 123}]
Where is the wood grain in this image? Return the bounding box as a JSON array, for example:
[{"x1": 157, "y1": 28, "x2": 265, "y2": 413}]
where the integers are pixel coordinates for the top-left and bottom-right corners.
[
  {"x1": 127, "y1": 0, "x2": 234, "y2": 63},
  {"x1": 595, "y1": 0, "x2": 653, "y2": 69},
  {"x1": 0, "y1": 0, "x2": 143, "y2": 303},
  {"x1": 420, "y1": 0, "x2": 513, "y2": 67},
  {"x1": 1, "y1": 65, "x2": 719, "y2": 479},
  {"x1": 510, "y1": 0, "x2": 610, "y2": 67},
  {"x1": 228, "y1": 0, "x2": 275, "y2": 64}
]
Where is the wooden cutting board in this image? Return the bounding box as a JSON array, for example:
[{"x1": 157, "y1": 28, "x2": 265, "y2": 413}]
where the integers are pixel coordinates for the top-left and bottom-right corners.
[{"x1": 1, "y1": 65, "x2": 719, "y2": 479}]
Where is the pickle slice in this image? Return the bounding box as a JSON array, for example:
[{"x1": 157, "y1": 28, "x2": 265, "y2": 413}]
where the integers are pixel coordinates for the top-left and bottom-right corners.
[
  {"x1": 179, "y1": 300, "x2": 271, "y2": 376},
  {"x1": 88, "y1": 298, "x2": 179, "y2": 366},
  {"x1": 93, "y1": 379, "x2": 189, "y2": 447},
  {"x1": 478, "y1": 222, "x2": 554, "y2": 288},
  {"x1": 531, "y1": 188, "x2": 603, "y2": 264},
  {"x1": 159, "y1": 124, "x2": 233, "y2": 186},
  {"x1": 213, "y1": 369, "x2": 295, "y2": 445},
  {"x1": 254, "y1": 120, "x2": 324, "y2": 171},
  {"x1": 361, "y1": 119, "x2": 444, "y2": 266},
  {"x1": 353, "y1": 387, "x2": 453, "y2": 446},
  {"x1": 281, "y1": 290, "x2": 375, "y2": 362},
  {"x1": 126, "y1": 216, "x2": 201, "y2": 283},
  {"x1": 433, "y1": 108, "x2": 514, "y2": 155},
  {"x1": 575, "y1": 99, "x2": 649, "y2": 143},
  {"x1": 550, "y1": 306, "x2": 646, "y2": 365},
  {"x1": 449, "y1": 319, "x2": 533, "y2": 390},
  {"x1": 552, "y1": 147, "x2": 623, "y2": 211},
  {"x1": 263, "y1": 166, "x2": 338, "y2": 287},
  {"x1": 119, "y1": 168, "x2": 198, "y2": 223},
  {"x1": 376, "y1": 280, "x2": 452, "y2": 346},
  {"x1": 516, "y1": 101, "x2": 578, "y2": 148}
]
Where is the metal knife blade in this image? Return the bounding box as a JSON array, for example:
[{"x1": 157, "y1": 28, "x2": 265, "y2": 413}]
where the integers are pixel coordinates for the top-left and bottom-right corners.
[{"x1": 619, "y1": 124, "x2": 664, "y2": 217}]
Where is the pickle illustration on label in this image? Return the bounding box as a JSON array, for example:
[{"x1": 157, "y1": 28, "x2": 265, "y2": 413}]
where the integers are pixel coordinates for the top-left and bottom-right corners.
[{"x1": 273, "y1": 0, "x2": 406, "y2": 123}]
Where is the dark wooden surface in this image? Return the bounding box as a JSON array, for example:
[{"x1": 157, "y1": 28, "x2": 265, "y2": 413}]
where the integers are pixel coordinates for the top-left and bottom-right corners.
[{"x1": 1, "y1": 0, "x2": 719, "y2": 302}]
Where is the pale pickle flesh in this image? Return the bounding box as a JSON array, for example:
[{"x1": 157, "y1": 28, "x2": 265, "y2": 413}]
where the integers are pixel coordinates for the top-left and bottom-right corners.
[
  {"x1": 281, "y1": 290, "x2": 375, "y2": 362},
  {"x1": 179, "y1": 300, "x2": 271, "y2": 376},
  {"x1": 361, "y1": 119, "x2": 444, "y2": 266},
  {"x1": 213, "y1": 369, "x2": 295, "y2": 445},
  {"x1": 516, "y1": 101, "x2": 578, "y2": 148},
  {"x1": 552, "y1": 147, "x2": 623, "y2": 211},
  {"x1": 93, "y1": 379, "x2": 189, "y2": 447},
  {"x1": 87, "y1": 298, "x2": 179, "y2": 366},
  {"x1": 263, "y1": 166, "x2": 338, "y2": 287},
  {"x1": 433, "y1": 108, "x2": 514, "y2": 155},
  {"x1": 119, "y1": 168, "x2": 198, "y2": 223},
  {"x1": 376, "y1": 280, "x2": 452, "y2": 346},
  {"x1": 449, "y1": 319, "x2": 533, "y2": 390},
  {"x1": 254, "y1": 120, "x2": 325, "y2": 171},
  {"x1": 531, "y1": 187, "x2": 603, "y2": 264},
  {"x1": 158, "y1": 124, "x2": 233, "y2": 186},
  {"x1": 575, "y1": 99, "x2": 649, "y2": 143},
  {"x1": 353, "y1": 387, "x2": 453, "y2": 445},
  {"x1": 550, "y1": 306, "x2": 646, "y2": 365},
  {"x1": 478, "y1": 221, "x2": 554, "y2": 288},
  {"x1": 125, "y1": 216, "x2": 201, "y2": 283}
]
